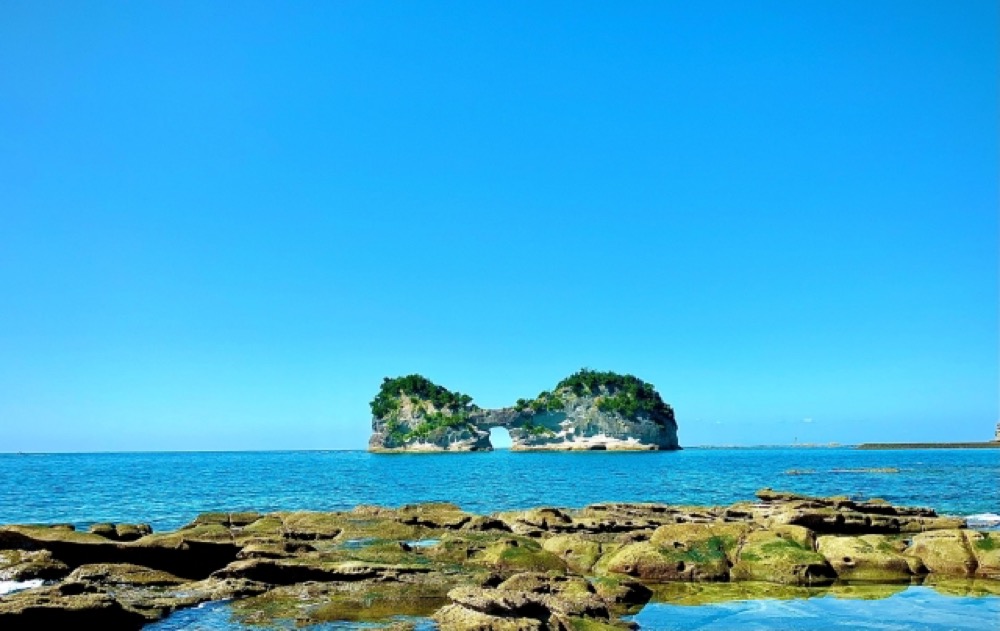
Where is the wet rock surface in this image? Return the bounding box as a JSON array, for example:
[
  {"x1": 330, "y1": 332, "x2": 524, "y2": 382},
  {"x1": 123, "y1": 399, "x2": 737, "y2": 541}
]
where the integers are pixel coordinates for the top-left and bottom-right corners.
[{"x1": 1, "y1": 489, "x2": 997, "y2": 629}]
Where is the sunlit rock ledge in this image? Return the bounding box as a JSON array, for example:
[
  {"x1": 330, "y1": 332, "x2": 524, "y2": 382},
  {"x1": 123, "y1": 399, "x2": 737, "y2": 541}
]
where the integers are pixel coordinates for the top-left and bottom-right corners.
[
  {"x1": 1, "y1": 490, "x2": 998, "y2": 629},
  {"x1": 368, "y1": 369, "x2": 680, "y2": 452}
]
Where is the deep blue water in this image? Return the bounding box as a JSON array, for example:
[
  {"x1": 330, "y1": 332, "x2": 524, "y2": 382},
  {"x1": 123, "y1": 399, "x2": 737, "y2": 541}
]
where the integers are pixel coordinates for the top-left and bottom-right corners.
[{"x1": 1, "y1": 448, "x2": 997, "y2": 530}]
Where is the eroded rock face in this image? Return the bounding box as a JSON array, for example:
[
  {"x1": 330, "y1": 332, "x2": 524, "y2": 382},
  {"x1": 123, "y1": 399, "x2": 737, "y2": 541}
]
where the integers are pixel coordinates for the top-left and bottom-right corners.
[
  {"x1": 1, "y1": 490, "x2": 997, "y2": 630},
  {"x1": 368, "y1": 370, "x2": 680, "y2": 452},
  {"x1": 433, "y1": 573, "x2": 636, "y2": 631}
]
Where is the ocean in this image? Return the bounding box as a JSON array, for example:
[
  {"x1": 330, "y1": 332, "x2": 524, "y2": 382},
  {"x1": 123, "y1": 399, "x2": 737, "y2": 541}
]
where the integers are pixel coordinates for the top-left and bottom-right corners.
[{"x1": 1, "y1": 448, "x2": 997, "y2": 530}]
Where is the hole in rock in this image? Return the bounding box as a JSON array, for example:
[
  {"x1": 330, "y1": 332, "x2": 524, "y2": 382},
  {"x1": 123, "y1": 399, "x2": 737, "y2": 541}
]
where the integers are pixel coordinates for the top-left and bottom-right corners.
[{"x1": 489, "y1": 427, "x2": 513, "y2": 449}]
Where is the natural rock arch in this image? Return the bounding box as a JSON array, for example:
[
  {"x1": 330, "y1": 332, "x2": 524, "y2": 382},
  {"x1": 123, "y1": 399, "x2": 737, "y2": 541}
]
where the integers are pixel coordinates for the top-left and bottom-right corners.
[{"x1": 368, "y1": 370, "x2": 680, "y2": 452}]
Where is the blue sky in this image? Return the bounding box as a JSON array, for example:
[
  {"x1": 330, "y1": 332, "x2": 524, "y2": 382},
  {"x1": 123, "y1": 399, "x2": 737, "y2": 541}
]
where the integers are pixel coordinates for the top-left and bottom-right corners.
[{"x1": 1, "y1": 1, "x2": 996, "y2": 451}]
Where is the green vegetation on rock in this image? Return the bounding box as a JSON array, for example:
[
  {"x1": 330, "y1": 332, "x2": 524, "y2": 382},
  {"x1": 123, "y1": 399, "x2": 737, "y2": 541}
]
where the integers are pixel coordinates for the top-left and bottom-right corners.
[
  {"x1": 974, "y1": 536, "x2": 997, "y2": 552},
  {"x1": 556, "y1": 368, "x2": 674, "y2": 421},
  {"x1": 371, "y1": 375, "x2": 478, "y2": 444},
  {"x1": 516, "y1": 390, "x2": 566, "y2": 413},
  {"x1": 520, "y1": 419, "x2": 555, "y2": 437},
  {"x1": 371, "y1": 375, "x2": 475, "y2": 419}
]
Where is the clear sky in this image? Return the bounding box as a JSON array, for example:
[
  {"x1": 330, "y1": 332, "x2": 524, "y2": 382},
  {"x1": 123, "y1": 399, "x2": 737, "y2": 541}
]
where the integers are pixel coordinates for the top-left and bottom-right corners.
[{"x1": 1, "y1": 1, "x2": 996, "y2": 451}]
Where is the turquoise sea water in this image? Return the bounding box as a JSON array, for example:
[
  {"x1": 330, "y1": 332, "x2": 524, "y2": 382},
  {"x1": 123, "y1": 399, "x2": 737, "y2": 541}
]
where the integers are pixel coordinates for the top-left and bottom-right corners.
[
  {"x1": 3, "y1": 448, "x2": 999, "y2": 629},
  {"x1": 1, "y1": 448, "x2": 997, "y2": 530}
]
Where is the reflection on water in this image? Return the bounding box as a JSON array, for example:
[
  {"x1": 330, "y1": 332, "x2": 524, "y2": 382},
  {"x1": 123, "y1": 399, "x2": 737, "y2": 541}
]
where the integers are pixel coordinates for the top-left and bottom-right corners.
[
  {"x1": 647, "y1": 578, "x2": 1000, "y2": 606},
  {"x1": 631, "y1": 584, "x2": 1000, "y2": 630},
  {"x1": 148, "y1": 601, "x2": 438, "y2": 630}
]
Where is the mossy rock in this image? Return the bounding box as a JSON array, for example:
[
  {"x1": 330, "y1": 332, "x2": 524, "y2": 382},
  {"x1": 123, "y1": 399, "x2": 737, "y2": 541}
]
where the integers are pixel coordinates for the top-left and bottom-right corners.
[
  {"x1": 461, "y1": 515, "x2": 512, "y2": 532},
  {"x1": 333, "y1": 515, "x2": 426, "y2": 543},
  {"x1": 434, "y1": 604, "x2": 544, "y2": 631},
  {"x1": 542, "y1": 535, "x2": 604, "y2": 573},
  {"x1": 114, "y1": 524, "x2": 152, "y2": 542},
  {"x1": 595, "y1": 540, "x2": 727, "y2": 582},
  {"x1": 395, "y1": 503, "x2": 472, "y2": 529},
  {"x1": 497, "y1": 508, "x2": 574, "y2": 535},
  {"x1": 233, "y1": 575, "x2": 454, "y2": 626},
  {"x1": 236, "y1": 541, "x2": 315, "y2": 560},
  {"x1": 0, "y1": 549, "x2": 69, "y2": 581},
  {"x1": 598, "y1": 523, "x2": 737, "y2": 582},
  {"x1": 964, "y1": 531, "x2": 1000, "y2": 579},
  {"x1": 731, "y1": 531, "x2": 835, "y2": 585},
  {"x1": 185, "y1": 512, "x2": 229, "y2": 527},
  {"x1": 339, "y1": 540, "x2": 434, "y2": 567},
  {"x1": 229, "y1": 512, "x2": 261, "y2": 527},
  {"x1": 473, "y1": 539, "x2": 566, "y2": 573},
  {"x1": 423, "y1": 535, "x2": 487, "y2": 566},
  {"x1": 906, "y1": 530, "x2": 977, "y2": 576},
  {"x1": 898, "y1": 516, "x2": 966, "y2": 533},
  {"x1": 588, "y1": 575, "x2": 652, "y2": 611},
  {"x1": 88, "y1": 523, "x2": 118, "y2": 539},
  {"x1": 769, "y1": 524, "x2": 815, "y2": 551},
  {"x1": 214, "y1": 557, "x2": 430, "y2": 585},
  {"x1": 498, "y1": 572, "x2": 595, "y2": 598},
  {"x1": 0, "y1": 587, "x2": 149, "y2": 628},
  {"x1": 66, "y1": 563, "x2": 186, "y2": 586},
  {"x1": 816, "y1": 535, "x2": 916, "y2": 581},
  {"x1": 1, "y1": 525, "x2": 110, "y2": 546},
  {"x1": 134, "y1": 523, "x2": 233, "y2": 545},
  {"x1": 278, "y1": 512, "x2": 346, "y2": 541},
  {"x1": 650, "y1": 522, "x2": 748, "y2": 564},
  {"x1": 238, "y1": 516, "x2": 285, "y2": 539},
  {"x1": 567, "y1": 617, "x2": 634, "y2": 631}
]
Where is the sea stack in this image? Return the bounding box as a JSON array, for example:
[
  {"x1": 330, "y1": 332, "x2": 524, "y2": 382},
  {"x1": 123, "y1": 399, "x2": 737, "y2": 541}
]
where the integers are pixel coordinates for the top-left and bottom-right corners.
[{"x1": 367, "y1": 369, "x2": 680, "y2": 452}]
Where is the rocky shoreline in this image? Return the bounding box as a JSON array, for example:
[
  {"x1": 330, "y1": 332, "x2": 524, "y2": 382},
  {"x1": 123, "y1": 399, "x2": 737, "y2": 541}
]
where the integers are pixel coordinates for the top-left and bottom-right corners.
[{"x1": 1, "y1": 489, "x2": 998, "y2": 629}]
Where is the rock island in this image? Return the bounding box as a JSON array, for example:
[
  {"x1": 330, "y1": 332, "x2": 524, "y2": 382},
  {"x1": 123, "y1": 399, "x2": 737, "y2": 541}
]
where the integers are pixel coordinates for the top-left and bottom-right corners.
[{"x1": 368, "y1": 369, "x2": 680, "y2": 452}]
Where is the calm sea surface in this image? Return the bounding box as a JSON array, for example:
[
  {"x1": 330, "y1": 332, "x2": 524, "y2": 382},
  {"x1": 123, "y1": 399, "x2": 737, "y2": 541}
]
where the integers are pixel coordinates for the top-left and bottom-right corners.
[{"x1": 1, "y1": 448, "x2": 997, "y2": 530}]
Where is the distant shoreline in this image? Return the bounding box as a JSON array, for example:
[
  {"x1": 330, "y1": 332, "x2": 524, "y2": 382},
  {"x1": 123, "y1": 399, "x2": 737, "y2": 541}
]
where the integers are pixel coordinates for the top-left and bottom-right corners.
[{"x1": 857, "y1": 442, "x2": 1000, "y2": 450}]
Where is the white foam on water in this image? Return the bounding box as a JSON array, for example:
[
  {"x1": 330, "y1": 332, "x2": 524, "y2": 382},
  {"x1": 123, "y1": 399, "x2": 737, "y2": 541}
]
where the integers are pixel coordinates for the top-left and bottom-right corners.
[
  {"x1": 0, "y1": 579, "x2": 44, "y2": 596},
  {"x1": 965, "y1": 513, "x2": 1000, "y2": 529}
]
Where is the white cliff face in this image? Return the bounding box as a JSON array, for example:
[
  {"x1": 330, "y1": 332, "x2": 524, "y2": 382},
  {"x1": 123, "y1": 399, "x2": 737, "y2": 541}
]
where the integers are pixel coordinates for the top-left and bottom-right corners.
[
  {"x1": 505, "y1": 388, "x2": 678, "y2": 451},
  {"x1": 369, "y1": 388, "x2": 679, "y2": 453},
  {"x1": 368, "y1": 395, "x2": 492, "y2": 452}
]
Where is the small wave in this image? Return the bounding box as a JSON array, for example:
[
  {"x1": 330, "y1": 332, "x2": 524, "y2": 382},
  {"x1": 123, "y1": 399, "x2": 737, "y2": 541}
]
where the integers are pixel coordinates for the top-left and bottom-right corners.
[
  {"x1": 965, "y1": 513, "x2": 1000, "y2": 529},
  {"x1": 0, "y1": 579, "x2": 44, "y2": 596}
]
